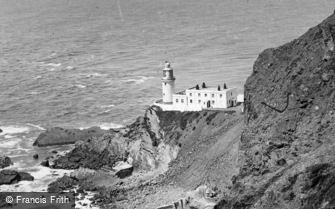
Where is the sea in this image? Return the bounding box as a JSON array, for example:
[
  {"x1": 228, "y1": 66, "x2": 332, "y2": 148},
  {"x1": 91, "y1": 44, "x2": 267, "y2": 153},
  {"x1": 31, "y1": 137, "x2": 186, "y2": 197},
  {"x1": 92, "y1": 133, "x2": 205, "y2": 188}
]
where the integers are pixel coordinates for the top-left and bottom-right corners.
[{"x1": 1, "y1": 0, "x2": 335, "y2": 192}]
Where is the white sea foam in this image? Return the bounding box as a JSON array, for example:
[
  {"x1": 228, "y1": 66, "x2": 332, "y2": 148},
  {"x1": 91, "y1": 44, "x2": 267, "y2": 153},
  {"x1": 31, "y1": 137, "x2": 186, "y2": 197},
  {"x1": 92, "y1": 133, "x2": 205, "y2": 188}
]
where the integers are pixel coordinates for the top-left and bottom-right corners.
[
  {"x1": 99, "y1": 122, "x2": 124, "y2": 130},
  {"x1": 100, "y1": 109, "x2": 113, "y2": 114},
  {"x1": 76, "y1": 191, "x2": 100, "y2": 209},
  {"x1": 0, "y1": 138, "x2": 21, "y2": 148},
  {"x1": 99, "y1": 104, "x2": 115, "y2": 108},
  {"x1": 75, "y1": 84, "x2": 87, "y2": 89},
  {"x1": 33, "y1": 75, "x2": 42, "y2": 80},
  {"x1": 0, "y1": 166, "x2": 73, "y2": 192},
  {"x1": 64, "y1": 66, "x2": 76, "y2": 70},
  {"x1": 45, "y1": 63, "x2": 61, "y2": 67},
  {"x1": 0, "y1": 125, "x2": 30, "y2": 135},
  {"x1": 98, "y1": 104, "x2": 116, "y2": 114},
  {"x1": 85, "y1": 73, "x2": 107, "y2": 78},
  {"x1": 29, "y1": 91, "x2": 40, "y2": 95},
  {"x1": 123, "y1": 76, "x2": 154, "y2": 84},
  {"x1": 26, "y1": 123, "x2": 46, "y2": 131},
  {"x1": 4, "y1": 135, "x2": 15, "y2": 139}
]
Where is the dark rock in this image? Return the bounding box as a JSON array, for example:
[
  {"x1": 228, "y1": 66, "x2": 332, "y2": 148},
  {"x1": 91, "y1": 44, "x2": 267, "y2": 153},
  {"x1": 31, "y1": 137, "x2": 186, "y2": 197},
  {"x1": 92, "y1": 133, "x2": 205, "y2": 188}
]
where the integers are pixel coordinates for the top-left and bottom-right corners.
[
  {"x1": 40, "y1": 160, "x2": 49, "y2": 167},
  {"x1": 0, "y1": 129, "x2": 2, "y2": 133},
  {"x1": 48, "y1": 175, "x2": 78, "y2": 193},
  {"x1": 115, "y1": 166, "x2": 133, "y2": 179},
  {"x1": 0, "y1": 156, "x2": 13, "y2": 169},
  {"x1": 0, "y1": 170, "x2": 34, "y2": 185},
  {"x1": 215, "y1": 12, "x2": 335, "y2": 209},
  {"x1": 51, "y1": 150, "x2": 58, "y2": 154},
  {"x1": 49, "y1": 106, "x2": 227, "y2": 171},
  {"x1": 33, "y1": 154, "x2": 39, "y2": 159},
  {"x1": 33, "y1": 126, "x2": 108, "y2": 147}
]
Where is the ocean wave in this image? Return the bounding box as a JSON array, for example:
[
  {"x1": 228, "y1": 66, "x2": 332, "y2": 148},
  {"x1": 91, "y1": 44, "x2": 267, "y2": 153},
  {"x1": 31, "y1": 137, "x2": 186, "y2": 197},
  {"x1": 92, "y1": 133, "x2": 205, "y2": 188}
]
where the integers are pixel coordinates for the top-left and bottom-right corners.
[
  {"x1": 0, "y1": 125, "x2": 30, "y2": 135},
  {"x1": 33, "y1": 75, "x2": 42, "y2": 80},
  {"x1": 26, "y1": 123, "x2": 46, "y2": 131},
  {"x1": 122, "y1": 76, "x2": 154, "y2": 85},
  {"x1": 29, "y1": 91, "x2": 41, "y2": 95},
  {"x1": 99, "y1": 122, "x2": 124, "y2": 130},
  {"x1": 0, "y1": 138, "x2": 21, "y2": 148},
  {"x1": 85, "y1": 72, "x2": 107, "y2": 78},
  {"x1": 64, "y1": 66, "x2": 76, "y2": 70},
  {"x1": 98, "y1": 109, "x2": 114, "y2": 115},
  {"x1": 74, "y1": 84, "x2": 87, "y2": 89},
  {"x1": 99, "y1": 104, "x2": 115, "y2": 108},
  {"x1": 79, "y1": 122, "x2": 124, "y2": 130},
  {"x1": 45, "y1": 63, "x2": 62, "y2": 67}
]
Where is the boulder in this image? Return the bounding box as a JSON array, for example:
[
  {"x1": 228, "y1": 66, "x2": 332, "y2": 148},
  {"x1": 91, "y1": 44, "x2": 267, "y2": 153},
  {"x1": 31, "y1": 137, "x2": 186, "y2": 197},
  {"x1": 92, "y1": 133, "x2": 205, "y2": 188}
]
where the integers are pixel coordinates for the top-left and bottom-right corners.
[
  {"x1": 113, "y1": 161, "x2": 133, "y2": 179},
  {"x1": 33, "y1": 126, "x2": 108, "y2": 147},
  {"x1": 40, "y1": 160, "x2": 49, "y2": 167},
  {"x1": 33, "y1": 154, "x2": 39, "y2": 159},
  {"x1": 0, "y1": 156, "x2": 13, "y2": 169},
  {"x1": 0, "y1": 170, "x2": 34, "y2": 185},
  {"x1": 48, "y1": 175, "x2": 78, "y2": 193}
]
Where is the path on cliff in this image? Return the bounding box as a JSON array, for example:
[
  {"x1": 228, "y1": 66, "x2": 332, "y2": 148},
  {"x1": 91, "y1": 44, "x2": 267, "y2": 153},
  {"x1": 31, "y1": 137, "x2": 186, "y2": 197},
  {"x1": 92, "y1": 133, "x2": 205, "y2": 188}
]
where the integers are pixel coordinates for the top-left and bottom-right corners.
[{"x1": 176, "y1": 119, "x2": 244, "y2": 189}]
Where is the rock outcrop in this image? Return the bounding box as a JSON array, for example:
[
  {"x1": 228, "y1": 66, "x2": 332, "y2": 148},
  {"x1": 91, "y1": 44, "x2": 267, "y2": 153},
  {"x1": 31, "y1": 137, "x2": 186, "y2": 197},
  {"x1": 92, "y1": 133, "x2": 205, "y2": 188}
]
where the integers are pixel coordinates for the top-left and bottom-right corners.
[
  {"x1": 215, "y1": 12, "x2": 335, "y2": 209},
  {"x1": 46, "y1": 105, "x2": 242, "y2": 190},
  {"x1": 48, "y1": 175, "x2": 79, "y2": 193},
  {"x1": 33, "y1": 126, "x2": 108, "y2": 147},
  {"x1": 0, "y1": 156, "x2": 13, "y2": 169},
  {"x1": 47, "y1": 106, "x2": 204, "y2": 171},
  {"x1": 0, "y1": 170, "x2": 34, "y2": 185}
]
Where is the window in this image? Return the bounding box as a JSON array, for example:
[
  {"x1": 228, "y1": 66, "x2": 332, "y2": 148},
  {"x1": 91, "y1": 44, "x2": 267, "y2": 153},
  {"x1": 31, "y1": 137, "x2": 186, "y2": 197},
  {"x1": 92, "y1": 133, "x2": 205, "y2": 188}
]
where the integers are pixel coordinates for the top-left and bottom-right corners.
[
  {"x1": 198, "y1": 93, "x2": 201, "y2": 97},
  {"x1": 181, "y1": 99, "x2": 184, "y2": 103},
  {"x1": 212, "y1": 100, "x2": 215, "y2": 104},
  {"x1": 205, "y1": 94, "x2": 207, "y2": 97},
  {"x1": 198, "y1": 100, "x2": 201, "y2": 103},
  {"x1": 190, "y1": 93, "x2": 192, "y2": 96},
  {"x1": 190, "y1": 99, "x2": 193, "y2": 103},
  {"x1": 176, "y1": 99, "x2": 178, "y2": 103},
  {"x1": 212, "y1": 94, "x2": 214, "y2": 98},
  {"x1": 163, "y1": 93, "x2": 165, "y2": 96},
  {"x1": 231, "y1": 92, "x2": 233, "y2": 96},
  {"x1": 220, "y1": 94, "x2": 222, "y2": 98}
]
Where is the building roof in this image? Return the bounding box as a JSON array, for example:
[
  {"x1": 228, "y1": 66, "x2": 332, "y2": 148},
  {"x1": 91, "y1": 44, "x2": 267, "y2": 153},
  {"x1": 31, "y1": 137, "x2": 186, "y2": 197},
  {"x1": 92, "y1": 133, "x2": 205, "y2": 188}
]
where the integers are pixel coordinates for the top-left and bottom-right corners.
[
  {"x1": 187, "y1": 86, "x2": 235, "y2": 93},
  {"x1": 175, "y1": 90, "x2": 186, "y2": 95}
]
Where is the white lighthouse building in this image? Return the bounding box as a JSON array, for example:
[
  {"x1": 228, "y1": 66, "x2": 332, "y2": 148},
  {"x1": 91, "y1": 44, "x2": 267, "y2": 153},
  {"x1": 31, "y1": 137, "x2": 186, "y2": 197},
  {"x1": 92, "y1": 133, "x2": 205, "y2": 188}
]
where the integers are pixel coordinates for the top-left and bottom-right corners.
[
  {"x1": 154, "y1": 61, "x2": 239, "y2": 111},
  {"x1": 162, "y1": 61, "x2": 175, "y2": 104}
]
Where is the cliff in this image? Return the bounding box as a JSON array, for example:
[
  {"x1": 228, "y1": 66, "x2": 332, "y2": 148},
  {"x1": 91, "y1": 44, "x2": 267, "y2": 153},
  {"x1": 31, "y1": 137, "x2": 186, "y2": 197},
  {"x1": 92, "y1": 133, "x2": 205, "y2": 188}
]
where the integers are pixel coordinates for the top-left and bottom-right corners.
[
  {"x1": 215, "y1": 12, "x2": 335, "y2": 209},
  {"x1": 48, "y1": 106, "x2": 242, "y2": 177},
  {"x1": 46, "y1": 106, "x2": 244, "y2": 208}
]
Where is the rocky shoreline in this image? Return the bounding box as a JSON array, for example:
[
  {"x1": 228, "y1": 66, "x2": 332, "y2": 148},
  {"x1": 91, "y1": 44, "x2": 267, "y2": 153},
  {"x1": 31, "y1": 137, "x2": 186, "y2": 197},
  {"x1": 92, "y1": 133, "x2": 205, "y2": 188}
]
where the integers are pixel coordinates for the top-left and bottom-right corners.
[
  {"x1": 0, "y1": 170, "x2": 34, "y2": 185},
  {"x1": 2, "y1": 11, "x2": 335, "y2": 209},
  {"x1": 36, "y1": 106, "x2": 244, "y2": 208}
]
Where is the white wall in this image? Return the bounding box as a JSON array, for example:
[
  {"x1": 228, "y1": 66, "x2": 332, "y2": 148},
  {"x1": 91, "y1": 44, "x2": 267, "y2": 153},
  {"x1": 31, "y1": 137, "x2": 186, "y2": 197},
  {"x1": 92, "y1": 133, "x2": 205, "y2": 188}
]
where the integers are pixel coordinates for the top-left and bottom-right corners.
[
  {"x1": 162, "y1": 80, "x2": 175, "y2": 103},
  {"x1": 155, "y1": 88, "x2": 238, "y2": 112},
  {"x1": 185, "y1": 88, "x2": 237, "y2": 109}
]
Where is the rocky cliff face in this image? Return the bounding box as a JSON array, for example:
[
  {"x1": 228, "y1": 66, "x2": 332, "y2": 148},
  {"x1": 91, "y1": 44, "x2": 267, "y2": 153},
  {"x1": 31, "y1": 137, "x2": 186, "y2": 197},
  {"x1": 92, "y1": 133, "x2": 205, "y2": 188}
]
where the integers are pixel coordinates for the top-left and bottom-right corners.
[
  {"x1": 48, "y1": 106, "x2": 231, "y2": 173},
  {"x1": 215, "y1": 12, "x2": 335, "y2": 209}
]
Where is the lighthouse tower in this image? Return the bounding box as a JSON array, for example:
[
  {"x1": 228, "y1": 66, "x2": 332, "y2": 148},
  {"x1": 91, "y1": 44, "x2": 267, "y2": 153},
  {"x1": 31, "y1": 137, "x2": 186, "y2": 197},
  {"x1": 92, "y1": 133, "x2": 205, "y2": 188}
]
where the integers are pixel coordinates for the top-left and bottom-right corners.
[{"x1": 162, "y1": 61, "x2": 175, "y2": 104}]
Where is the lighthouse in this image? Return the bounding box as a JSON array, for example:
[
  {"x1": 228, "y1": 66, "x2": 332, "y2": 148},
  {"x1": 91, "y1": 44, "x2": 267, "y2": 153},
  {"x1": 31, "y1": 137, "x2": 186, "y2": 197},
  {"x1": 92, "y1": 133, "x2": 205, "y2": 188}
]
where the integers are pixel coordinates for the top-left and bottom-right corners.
[{"x1": 162, "y1": 61, "x2": 175, "y2": 104}]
